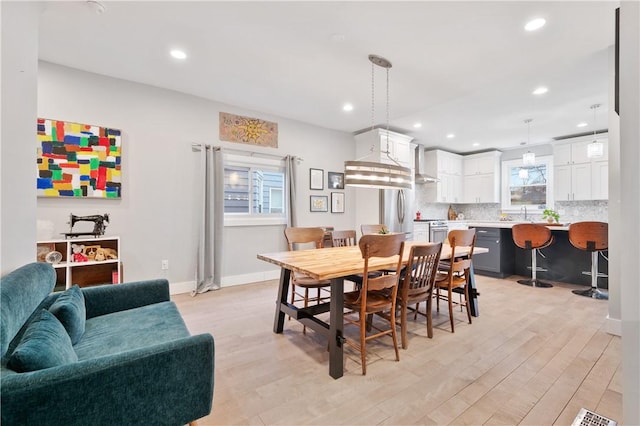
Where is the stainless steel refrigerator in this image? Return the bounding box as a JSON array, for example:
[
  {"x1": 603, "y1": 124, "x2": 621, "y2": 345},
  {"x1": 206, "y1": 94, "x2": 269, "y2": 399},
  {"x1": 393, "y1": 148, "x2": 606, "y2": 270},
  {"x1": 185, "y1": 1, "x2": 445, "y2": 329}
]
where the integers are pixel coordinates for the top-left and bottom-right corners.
[{"x1": 380, "y1": 188, "x2": 415, "y2": 239}]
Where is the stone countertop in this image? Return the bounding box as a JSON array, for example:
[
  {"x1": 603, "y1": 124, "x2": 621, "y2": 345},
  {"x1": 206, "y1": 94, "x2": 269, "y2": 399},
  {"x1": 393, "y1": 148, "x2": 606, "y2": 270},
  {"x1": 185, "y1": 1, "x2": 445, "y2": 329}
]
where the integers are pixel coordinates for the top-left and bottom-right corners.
[{"x1": 467, "y1": 221, "x2": 570, "y2": 231}]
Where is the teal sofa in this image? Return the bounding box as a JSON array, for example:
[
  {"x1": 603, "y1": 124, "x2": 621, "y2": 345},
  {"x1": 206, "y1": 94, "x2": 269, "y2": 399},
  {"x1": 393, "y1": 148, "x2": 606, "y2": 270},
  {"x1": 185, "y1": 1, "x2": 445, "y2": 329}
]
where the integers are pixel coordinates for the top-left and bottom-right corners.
[{"x1": 1, "y1": 262, "x2": 214, "y2": 426}]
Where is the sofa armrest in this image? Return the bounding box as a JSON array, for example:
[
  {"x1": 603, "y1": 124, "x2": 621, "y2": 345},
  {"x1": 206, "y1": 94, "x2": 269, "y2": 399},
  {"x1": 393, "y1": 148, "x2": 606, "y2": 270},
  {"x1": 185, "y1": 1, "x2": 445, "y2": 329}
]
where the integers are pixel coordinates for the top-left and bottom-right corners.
[
  {"x1": 82, "y1": 279, "x2": 170, "y2": 319},
  {"x1": 1, "y1": 333, "x2": 214, "y2": 426}
]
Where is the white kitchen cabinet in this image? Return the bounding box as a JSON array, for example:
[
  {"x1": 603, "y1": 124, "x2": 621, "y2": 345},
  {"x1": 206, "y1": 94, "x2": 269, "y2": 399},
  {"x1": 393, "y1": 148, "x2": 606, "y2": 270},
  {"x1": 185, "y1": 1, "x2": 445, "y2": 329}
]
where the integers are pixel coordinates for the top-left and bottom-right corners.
[
  {"x1": 462, "y1": 151, "x2": 501, "y2": 203},
  {"x1": 553, "y1": 136, "x2": 608, "y2": 201},
  {"x1": 413, "y1": 222, "x2": 429, "y2": 242},
  {"x1": 422, "y1": 150, "x2": 463, "y2": 203},
  {"x1": 354, "y1": 128, "x2": 414, "y2": 169},
  {"x1": 591, "y1": 160, "x2": 608, "y2": 200},
  {"x1": 463, "y1": 151, "x2": 501, "y2": 176},
  {"x1": 554, "y1": 163, "x2": 592, "y2": 201}
]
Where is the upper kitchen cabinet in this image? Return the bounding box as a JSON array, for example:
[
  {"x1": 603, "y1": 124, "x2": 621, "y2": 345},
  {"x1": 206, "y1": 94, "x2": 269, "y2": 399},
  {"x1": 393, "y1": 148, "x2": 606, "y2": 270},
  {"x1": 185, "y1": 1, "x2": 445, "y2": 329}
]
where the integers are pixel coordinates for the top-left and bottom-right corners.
[
  {"x1": 553, "y1": 136, "x2": 608, "y2": 201},
  {"x1": 462, "y1": 151, "x2": 502, "y2": 203},
  {"x1": 421, "y1": 150, "x2": 463, "y2": 203},
  {"x1": 354, "y1": 128, "x2": 414, "y2": 169}
]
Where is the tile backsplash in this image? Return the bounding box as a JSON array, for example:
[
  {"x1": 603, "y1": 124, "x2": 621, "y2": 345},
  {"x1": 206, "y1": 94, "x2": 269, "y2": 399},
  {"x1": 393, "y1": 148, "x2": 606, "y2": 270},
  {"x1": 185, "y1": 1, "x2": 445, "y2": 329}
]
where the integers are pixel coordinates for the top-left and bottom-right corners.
[{"x1": 416, "y1": 201, "x2": 608, "y2": 223}]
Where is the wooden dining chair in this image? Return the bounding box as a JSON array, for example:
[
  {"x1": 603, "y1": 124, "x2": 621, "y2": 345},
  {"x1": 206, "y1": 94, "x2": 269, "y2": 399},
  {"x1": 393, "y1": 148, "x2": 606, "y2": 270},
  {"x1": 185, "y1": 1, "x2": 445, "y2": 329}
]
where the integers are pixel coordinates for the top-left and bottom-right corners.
[
  {"x1": 284, "y1": 227, "x2": 331, "y2": 334},
  {"x1": 361, "y1": 224, "x2": 388, "y2": 235},
  {"x1": 434, "y1": 229, "x2": 476, "y2": 333},
  {"x1": 331, "y1": 230, "x2": 383, "y2": 290},
  {"x1": 330, "y1": 230, "x2": 357, "y2": 247},
  {"x1": 396, "y1": 242, "x2": 443, "y2": 349},
  {"x1": 343, "y1": 233, "x2": 405, "y2": 375}
]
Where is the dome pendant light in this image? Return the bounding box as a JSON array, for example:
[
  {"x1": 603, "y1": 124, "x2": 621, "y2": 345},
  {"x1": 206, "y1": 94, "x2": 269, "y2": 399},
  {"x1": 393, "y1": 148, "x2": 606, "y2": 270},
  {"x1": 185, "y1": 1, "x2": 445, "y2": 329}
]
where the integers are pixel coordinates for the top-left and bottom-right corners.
[
  {"x1": 522, "y1": 118, "x2": 536, "y2": 165},
  {"x1": 587, "y1": 104, "x2": 604, "y2": 158},
  {"x1": 344, "y1": 55, "x2": 413, "y2": 190}
]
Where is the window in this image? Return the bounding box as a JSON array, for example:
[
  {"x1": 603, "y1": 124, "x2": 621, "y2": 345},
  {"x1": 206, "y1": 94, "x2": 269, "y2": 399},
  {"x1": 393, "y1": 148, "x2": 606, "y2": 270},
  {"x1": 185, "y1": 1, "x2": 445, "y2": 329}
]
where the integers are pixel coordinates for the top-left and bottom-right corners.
[
  {"x1": 501, "y1": 155, "x2": 554, "y2": 212},
  {"x1": 224, "y1": 154, "x2": 287, "y2": 226}
]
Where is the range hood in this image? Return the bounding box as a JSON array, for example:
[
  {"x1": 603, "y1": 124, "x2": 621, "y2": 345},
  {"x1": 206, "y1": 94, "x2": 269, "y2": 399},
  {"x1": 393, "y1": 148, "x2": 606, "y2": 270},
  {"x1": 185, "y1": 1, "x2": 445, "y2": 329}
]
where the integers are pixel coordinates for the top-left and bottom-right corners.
[{"x1": 414, "y1": 146, "x2": 438, "y2": 183}]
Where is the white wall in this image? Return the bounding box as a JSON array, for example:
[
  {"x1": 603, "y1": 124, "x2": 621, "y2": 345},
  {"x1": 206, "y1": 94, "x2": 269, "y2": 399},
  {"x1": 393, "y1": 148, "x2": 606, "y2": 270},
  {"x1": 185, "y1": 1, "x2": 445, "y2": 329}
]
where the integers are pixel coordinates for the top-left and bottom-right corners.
[
  {"x1": 37, "y1": 62, "x2": 357, "y2": 290},
  {"x1": 619, "y1": 2, "x2": 640, "y2": 424},
  {"x1": 0, "y1": 2, "x2": 42, "y2": 274}
]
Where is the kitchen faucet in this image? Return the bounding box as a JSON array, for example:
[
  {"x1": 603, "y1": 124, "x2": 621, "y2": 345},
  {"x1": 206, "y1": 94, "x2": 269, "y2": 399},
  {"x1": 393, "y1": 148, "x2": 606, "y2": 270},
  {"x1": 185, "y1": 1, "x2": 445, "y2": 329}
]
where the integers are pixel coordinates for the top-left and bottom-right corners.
[{"x1": 521, "y1": 205, "x2": 528, "y2": 221}]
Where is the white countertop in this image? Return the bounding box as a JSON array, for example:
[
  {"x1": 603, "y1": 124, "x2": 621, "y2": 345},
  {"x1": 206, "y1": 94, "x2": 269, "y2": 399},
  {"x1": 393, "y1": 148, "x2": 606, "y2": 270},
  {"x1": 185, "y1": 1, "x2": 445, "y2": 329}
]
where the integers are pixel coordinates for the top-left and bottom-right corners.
[{"x1": 467, "y1": 221, "x2": 570, "y2": 231}]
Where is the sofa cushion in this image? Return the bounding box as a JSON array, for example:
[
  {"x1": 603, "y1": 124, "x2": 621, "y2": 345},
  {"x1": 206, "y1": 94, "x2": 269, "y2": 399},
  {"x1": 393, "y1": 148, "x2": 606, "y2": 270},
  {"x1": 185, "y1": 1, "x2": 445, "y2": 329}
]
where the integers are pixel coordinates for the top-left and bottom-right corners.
[
  {"x1": 49, "y1": 285, "x2": 86, "y2": 344},
  {"x1": 7, "y1": 309, "x2": 78, "y2": 372},
  {"x1": 1, "y1": 263, "x2": 56, "y2": 357},
  {"x1": 73, "y1": 301, "x2": 190, "y2": 360}
]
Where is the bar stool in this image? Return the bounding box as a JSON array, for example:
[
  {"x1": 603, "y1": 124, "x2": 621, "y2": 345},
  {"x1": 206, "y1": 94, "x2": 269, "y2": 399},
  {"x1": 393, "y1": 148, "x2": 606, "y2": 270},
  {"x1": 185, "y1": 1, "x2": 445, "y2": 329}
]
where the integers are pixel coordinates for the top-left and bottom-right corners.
[
  {"x1": 568, "y1": 221, "x2": 608, "y2": 300},
  {"x1": 512, "y1": 223, "x2": 554, "y2": 288}
]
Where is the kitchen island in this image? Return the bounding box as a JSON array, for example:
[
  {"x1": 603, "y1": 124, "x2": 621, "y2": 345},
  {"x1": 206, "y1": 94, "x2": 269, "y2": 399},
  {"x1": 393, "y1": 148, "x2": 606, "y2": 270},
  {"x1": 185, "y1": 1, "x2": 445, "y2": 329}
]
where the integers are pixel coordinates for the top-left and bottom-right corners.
[{"x1": 468, "y1": 221, "x2": 608, "y2": 288}]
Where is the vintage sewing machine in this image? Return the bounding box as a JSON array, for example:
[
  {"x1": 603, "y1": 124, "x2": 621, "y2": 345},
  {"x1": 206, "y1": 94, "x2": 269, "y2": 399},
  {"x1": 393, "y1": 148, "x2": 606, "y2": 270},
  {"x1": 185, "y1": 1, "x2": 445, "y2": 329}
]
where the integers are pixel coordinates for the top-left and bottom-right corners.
[{"x1": 64, "y1": 213, "x2": 110, "y2": 238}]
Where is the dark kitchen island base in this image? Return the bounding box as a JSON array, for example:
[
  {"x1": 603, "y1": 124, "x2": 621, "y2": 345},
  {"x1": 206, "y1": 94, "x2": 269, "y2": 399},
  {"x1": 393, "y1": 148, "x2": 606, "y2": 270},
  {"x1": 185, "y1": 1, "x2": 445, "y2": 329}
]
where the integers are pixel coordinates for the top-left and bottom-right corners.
[
  {"x1": 514, "y1": 230, "x2": 608, "y2": 289},
  {"x1": 470, "y1": 225, "x2": 608, "y2": 289}
]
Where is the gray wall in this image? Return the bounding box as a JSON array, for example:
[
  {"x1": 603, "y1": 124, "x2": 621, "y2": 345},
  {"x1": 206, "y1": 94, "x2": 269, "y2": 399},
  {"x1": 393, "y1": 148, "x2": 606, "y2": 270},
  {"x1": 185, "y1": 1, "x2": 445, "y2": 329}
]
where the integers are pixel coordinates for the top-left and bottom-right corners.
[
  {"x1": 1, "y1": 2, "x2": 41, "y2": 273},
  {"x1": 36, "y1": 62, "x2": 357, "y2": 290}
]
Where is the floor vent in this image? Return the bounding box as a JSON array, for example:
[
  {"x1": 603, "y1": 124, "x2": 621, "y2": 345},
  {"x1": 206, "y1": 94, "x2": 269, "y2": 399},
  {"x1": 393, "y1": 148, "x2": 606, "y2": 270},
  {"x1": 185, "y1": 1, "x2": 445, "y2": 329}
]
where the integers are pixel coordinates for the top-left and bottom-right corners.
[{"x1": 572, "y1": 408, "x2": 617, "y2": 426}]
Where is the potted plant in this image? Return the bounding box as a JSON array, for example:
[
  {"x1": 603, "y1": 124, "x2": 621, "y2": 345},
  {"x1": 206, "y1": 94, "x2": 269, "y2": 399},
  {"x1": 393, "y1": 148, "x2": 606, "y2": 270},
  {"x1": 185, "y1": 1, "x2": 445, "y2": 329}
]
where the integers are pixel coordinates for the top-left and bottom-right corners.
[{"x1": 542, "y1": 208, "x2": 560, "y2": 224}]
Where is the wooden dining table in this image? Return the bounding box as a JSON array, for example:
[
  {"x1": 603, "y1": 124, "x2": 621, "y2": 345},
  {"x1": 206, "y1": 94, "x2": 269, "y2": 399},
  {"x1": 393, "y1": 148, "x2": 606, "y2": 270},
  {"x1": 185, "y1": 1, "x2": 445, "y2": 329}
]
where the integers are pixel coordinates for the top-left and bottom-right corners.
[{"x1": 257, "y1": 241, "x2": 487, "y2": 379}]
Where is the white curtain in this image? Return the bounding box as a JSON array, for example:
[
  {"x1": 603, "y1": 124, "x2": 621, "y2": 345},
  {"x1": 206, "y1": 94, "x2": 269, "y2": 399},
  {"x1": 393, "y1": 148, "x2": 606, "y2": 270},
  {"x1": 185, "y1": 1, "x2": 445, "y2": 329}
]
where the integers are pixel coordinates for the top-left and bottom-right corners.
[
  {"x1": 286, "y1": 155, "x2": 297, "y2": 227},
  {"x1": 194, "y1": 144, "x2": 224, "y2": 295}
]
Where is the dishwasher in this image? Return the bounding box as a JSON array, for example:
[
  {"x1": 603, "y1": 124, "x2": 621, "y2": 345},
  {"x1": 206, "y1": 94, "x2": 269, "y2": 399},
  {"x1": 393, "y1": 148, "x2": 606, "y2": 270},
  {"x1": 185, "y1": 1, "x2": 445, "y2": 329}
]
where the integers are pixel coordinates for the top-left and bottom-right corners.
[{"x1": 471, "y1": 227, "x2": 515, "y2": 278}]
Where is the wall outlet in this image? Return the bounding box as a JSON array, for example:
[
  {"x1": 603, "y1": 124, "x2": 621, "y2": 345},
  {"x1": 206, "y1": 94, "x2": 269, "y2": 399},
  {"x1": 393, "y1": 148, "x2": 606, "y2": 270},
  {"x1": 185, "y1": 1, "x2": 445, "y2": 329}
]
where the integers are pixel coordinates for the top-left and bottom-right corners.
[{"x1": 161, "y1": 259, "x2": 169, "y2": 270}]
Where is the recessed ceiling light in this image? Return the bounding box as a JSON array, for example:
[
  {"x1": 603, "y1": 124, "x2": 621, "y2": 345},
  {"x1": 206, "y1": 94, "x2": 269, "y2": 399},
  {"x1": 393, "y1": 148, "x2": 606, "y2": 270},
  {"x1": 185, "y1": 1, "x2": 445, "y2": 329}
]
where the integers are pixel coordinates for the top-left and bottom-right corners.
[
  {"x1": 413, "y1": 123, "x2": 422, "y2": 128},
  {"x1": 472, "y1": 142, "x2": 480, "y2": 147},
  {"x1": 577, "y1": 122, "x2": 588, "y2": 128},
  {"x1": 532, "y1": 86, "x2": 548, "y2": 95},
  {"x1": 170, "y1": 49, "x2": 187, "y2": 60},
  {"x1": 446, "y1": 133, "x2": 455, "y2": 139},
  {"x1": 342, "y1": 103, "x2": 353, "y2": 112},
  {"x1": 525, "y1": 18, "x2": 546, "y2": 31}
]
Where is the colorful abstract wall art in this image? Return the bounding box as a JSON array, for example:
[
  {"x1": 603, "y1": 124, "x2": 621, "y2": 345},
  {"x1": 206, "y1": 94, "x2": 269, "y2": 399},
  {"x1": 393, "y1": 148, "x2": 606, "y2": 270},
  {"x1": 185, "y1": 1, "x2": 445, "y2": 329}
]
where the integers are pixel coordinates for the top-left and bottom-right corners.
[
  {"x1": 219, "y1": 112, "x2": 278, "y2": 148},
  {"x1": 36, "y1": 118, "x2": 122, "y2": 198}
]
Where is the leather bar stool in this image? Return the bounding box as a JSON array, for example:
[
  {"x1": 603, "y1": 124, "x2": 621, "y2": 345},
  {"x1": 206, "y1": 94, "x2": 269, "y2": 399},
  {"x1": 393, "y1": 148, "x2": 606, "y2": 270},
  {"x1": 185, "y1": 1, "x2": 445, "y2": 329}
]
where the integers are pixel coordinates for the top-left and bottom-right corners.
[
  {"x1": 568, "y1": 221, "x2": 608, "y2": 299},
  {"x1": 512, "y1": 223, "x2": 554, "y2": 288}
]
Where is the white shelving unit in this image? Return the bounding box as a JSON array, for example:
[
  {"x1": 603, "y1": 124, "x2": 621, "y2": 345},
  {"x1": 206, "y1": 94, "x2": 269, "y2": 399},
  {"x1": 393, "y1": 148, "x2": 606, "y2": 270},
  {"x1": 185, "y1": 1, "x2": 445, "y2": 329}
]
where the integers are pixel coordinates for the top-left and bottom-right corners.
[{"x1": 36, "y1": 236, "x2": 121, "y2": 290}]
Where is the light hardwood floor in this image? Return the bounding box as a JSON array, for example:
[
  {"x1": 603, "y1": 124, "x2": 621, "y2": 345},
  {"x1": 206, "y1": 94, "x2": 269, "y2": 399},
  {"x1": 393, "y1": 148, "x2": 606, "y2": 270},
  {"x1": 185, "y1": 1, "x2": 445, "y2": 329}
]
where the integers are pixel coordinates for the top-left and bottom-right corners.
[{"x1": 173, "y1": 275, "x2": 622, "y2": 425}]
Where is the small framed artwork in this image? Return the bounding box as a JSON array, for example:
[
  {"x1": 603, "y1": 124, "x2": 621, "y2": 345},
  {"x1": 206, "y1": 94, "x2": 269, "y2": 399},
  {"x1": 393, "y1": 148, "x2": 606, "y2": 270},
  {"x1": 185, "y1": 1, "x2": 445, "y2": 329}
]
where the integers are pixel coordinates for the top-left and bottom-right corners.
[
  {"x1": 310, "y1": 168, "x2": 324, "y2": 190},
  {"x1": 327, "y1": 171, "x2": 344, "y2": 189},
  {"x1": 331, "y1": 192, "x2": 345, "y2": 213},
  {"x1": 310, "y1": 195, "x2": 328, "y2": 212}
]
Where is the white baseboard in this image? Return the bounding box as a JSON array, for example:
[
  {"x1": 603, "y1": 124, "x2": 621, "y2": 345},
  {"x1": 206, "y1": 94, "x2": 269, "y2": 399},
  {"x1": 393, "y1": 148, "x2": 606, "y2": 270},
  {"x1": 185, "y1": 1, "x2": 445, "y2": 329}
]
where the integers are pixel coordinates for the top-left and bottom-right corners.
[
  {"x1": 169, "y1": 269, "x2": 281, "y2": 295},
  {"x1": 606, "y1": 315, "x2": 622, "y2": 336},
  {"x1": 169, "y1": 281, "x2": 196, "y2": 295}
]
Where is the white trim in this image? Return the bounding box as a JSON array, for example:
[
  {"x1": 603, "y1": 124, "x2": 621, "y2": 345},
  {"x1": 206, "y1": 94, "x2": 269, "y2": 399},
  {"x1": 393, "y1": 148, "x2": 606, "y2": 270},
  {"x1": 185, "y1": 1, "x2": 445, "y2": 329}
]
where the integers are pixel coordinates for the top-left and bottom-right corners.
[
  {"x1": 501, "y1": 155, "x2": 554, "y2": 212},
  {"x1": 169, "y1": 280, "x2": 196, "y2": 295},
  {"x1": 221, "y1": 269, "x2": 281, "y2": 287},
  {"x1": 606, "y1": 315, "x2": 622, "y2": 336},
  {"x1": 224, "y1": 215, "x2": 287, "y2": 227},
  {"x1": 168, "y1": 269, "x2": 281, "y2": 294}
]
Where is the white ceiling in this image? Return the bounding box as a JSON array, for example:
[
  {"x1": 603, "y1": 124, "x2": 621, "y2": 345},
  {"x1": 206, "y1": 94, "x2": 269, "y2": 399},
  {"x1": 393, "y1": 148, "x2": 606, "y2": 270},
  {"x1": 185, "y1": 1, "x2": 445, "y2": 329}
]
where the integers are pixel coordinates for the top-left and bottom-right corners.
[{"x1": 38, "y1": 1, "x2": 617, "y2": 153}]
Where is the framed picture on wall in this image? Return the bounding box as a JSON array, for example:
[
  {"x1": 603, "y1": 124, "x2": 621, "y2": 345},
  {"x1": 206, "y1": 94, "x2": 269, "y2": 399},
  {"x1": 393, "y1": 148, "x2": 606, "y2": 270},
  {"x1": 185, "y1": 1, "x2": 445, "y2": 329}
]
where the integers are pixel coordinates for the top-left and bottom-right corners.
[
  {"x1": 331, "y1": 192, "x2": 345, "y2": 213},
  {"x1": 310, "y1": 168, "x2": 324, "y2": 190},
  {"x1": 327, "y1": 172, "x2": 344, "y2": 189},
  {"x1": 310, "y1": 195, "x2": 328, "y2": 212}
]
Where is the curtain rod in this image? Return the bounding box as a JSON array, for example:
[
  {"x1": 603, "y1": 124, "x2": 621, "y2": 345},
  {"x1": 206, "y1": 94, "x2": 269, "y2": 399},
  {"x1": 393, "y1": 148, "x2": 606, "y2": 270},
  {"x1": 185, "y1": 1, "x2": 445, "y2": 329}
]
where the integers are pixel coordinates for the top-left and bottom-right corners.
[{"x1": 191, "y1": 143, "x2": 303, "y2": 161}]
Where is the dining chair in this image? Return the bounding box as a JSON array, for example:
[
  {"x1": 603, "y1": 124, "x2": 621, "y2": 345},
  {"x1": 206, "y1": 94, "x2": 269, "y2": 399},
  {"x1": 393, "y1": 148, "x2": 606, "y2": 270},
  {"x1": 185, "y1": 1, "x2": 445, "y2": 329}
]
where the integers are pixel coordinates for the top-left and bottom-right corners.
[
  {"x1": 331, "y1": 230, "x2": 383, "y2": 290},
  {"x1": 330, "y1": 230, "x2": 357, "y2": 247},
  {"x1": 396, "y1": 242, "x2": 443, "y2": 349},
  {"x1": 434, "y1": 228, "x2": 476, "y2": 333},
  {"x1": 360, "y1": 224, "x2": 388, "y2": 235},
  {"x1": 343, "y1": 233, "x2": 405, "y2": 375},
  {"x1": 284, "y1": 227, "x2": 331, "y2": 334}
]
